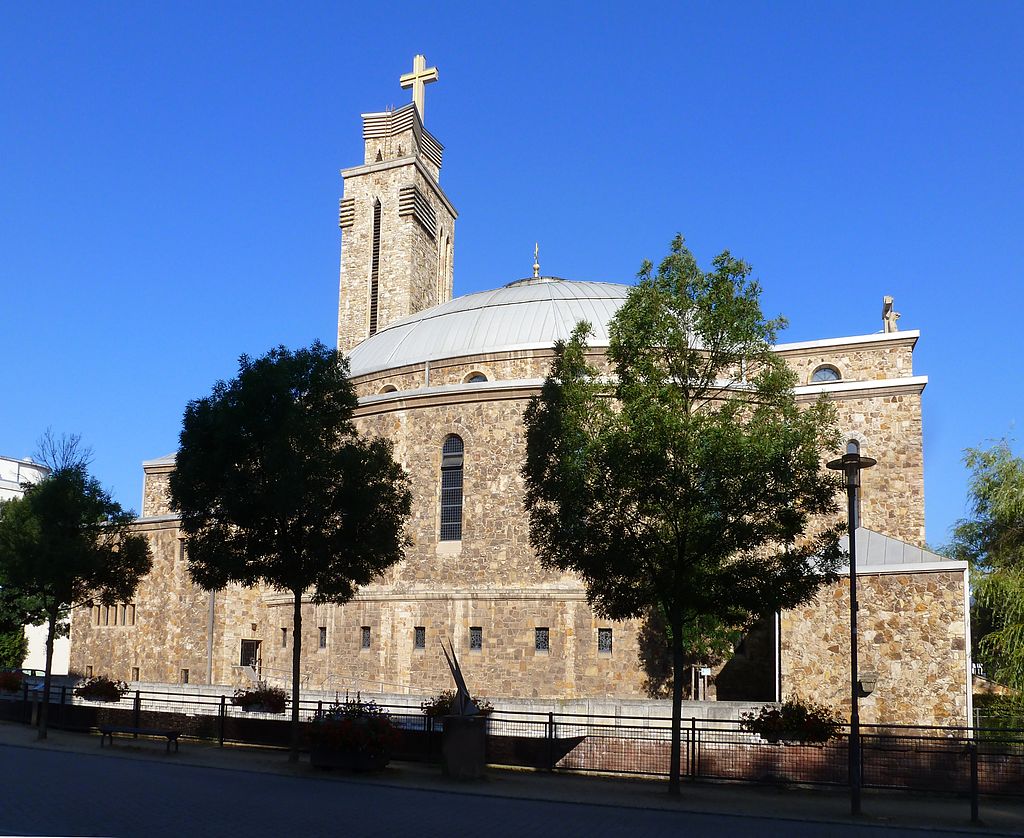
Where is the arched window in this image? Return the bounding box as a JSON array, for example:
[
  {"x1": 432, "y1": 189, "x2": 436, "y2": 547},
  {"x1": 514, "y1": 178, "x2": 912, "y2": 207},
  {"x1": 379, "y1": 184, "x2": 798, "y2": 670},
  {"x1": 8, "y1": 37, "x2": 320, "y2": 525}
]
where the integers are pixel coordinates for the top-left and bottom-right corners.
[
  {"x1": 369, "y1": 199, "x2": 382, "y2": 336},
  {"x1": 439, "y1": 435, "x2": 464, "y2": 541},
  {"x1": 811, "y1": 364, "x2": 841, "y2": 383},
  {"x1": 465, "y1": 372, "x2": 487, "y2": 383},
  {"x1": 378, "y1": 384, "x2": 398, "y2": 394}
]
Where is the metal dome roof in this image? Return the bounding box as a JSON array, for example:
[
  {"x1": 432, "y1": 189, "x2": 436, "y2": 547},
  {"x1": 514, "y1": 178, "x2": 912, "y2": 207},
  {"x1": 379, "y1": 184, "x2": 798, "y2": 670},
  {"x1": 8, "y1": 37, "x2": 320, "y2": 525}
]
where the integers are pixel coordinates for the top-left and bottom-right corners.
[{"x1": 347, "y1": 277, "x2": 631, "y2": 376}]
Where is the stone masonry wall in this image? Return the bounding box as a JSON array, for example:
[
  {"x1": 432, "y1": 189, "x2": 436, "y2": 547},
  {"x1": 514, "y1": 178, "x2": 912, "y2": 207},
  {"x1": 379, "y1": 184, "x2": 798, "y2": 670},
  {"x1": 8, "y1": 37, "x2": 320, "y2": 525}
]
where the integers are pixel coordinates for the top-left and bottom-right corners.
[{"x1": 781, "y1": 569, "x2": 968, "y2": 726}]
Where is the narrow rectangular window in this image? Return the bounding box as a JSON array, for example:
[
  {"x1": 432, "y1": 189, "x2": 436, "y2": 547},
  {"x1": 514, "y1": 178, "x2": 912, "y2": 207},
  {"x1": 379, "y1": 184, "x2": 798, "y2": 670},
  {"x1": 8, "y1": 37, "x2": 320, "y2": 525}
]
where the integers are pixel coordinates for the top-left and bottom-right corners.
[
  {"x1": 240, "y1": 639, "x2": 260, "y2": 668},
  {"x1": 369, "y1": 200, "x2": 382, "y2": 335},
  {"x1": 128, "y1": 604, "x2": 136, "y2": 626},
  {"x1": 131, "y1": 667, "x2": 139, "y2": 681},
  {"x1": 319, "y1": 627, "x2": 327, "y2": 649},
  {"x1": 103, "y1": 606, "x2": 110, "y2": 626},
  {"x1": 440, "y1": 435, "x2": 464, "y2": 541},
  {"x1": 86, "y1": 665, "x2": 93, "y2": 677},
  {"x1": 598, "y1": 628, "x2": 613, "y2": 654},
  {"x1": 535, "y1": 627, "x2": 550, "y2": 652},
  {"x1": 119, "y1": 604, "x2": 126, "y2": 625},
  {"x1": 93, "y1": 605, "x2": 100, "y2": 626},
  {"x1": 469, "y1": 626, "x2": 482, "y2": 651},
  {"x1": 180, "y1": 669, "x2": 189, "y2": 684},
  {"x1": 281, "y1": 627, "x2": 288, "y2": 648},
  {"x1": 414, "y1": 626, "x2": 425, "y2": 649},
  {"x1": 361, "y1": 626, "x2": 371, "y2": 649}
]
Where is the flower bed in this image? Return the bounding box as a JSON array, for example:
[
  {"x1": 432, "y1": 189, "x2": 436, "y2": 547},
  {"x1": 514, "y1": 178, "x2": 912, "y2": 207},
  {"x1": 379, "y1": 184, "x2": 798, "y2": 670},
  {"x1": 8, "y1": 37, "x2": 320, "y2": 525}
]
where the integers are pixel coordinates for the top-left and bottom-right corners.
[
  {"x1": 73, "y1": 676, "x2": 128, "y2": 702},
  {"x1": 231, "y1": 685, "x2": 287, "y2": 714},
  {"x1": 309, "y1": 694, "x2": 398, "y2": 771}
]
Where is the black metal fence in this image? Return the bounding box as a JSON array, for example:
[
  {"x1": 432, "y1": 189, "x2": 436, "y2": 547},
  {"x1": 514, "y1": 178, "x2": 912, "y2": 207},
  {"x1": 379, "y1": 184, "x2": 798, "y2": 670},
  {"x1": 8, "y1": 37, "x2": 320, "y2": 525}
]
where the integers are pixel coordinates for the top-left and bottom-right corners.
[{"x1": 3, "y1": 685, "x2": 1022, "y2": 801}]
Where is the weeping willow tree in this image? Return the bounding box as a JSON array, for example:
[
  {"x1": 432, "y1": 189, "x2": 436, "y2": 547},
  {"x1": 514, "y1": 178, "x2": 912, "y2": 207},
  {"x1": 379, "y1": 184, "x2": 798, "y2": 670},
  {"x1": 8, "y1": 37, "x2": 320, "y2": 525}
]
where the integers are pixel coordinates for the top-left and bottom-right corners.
[{"x1": 947, "y1": 440, "x2": 1024, "y2": 689}]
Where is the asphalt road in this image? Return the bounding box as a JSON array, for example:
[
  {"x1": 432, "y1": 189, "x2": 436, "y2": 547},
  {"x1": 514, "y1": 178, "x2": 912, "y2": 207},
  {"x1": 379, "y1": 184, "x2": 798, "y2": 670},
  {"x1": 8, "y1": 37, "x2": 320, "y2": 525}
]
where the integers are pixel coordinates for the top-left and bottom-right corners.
[{"x1": 0, "y1": 746, "x2": 1000, "y2": 837}]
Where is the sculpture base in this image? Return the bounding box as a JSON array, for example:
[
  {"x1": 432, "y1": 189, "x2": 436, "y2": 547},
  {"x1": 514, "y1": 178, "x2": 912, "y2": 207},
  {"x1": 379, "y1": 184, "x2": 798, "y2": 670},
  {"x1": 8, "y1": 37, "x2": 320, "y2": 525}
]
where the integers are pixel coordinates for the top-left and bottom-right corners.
[{"x1": 441, "y1": 715, "x2": 487, "y2": 780}]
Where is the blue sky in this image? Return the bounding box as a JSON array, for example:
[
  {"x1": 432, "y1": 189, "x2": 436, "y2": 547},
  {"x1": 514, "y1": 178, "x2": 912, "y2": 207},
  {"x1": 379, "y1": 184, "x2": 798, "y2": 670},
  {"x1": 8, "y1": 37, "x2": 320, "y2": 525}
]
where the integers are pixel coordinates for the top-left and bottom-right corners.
[{"x1": 2, "y1": 2, "x2": 1021, "y2": 546}]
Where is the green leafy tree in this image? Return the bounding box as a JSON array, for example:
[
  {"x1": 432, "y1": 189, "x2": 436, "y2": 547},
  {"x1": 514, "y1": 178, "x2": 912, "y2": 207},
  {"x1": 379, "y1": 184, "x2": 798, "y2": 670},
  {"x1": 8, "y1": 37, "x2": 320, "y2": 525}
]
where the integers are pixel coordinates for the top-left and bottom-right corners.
[
  {"x1": 0, "y1": 626, "x2": 28, "y2": 670},
  {"x1": 522, "y1": 236, "x2": 844, "y2": 794},
  {"x1": 947, "y1": 440, "x2": 1024, "y2": 688},
  {"x1": 0, "y1": 458, "x2": 152, "y2": 739},
  {"x1": 170, "y1": 341, "x2": 413, "y2": 762}
]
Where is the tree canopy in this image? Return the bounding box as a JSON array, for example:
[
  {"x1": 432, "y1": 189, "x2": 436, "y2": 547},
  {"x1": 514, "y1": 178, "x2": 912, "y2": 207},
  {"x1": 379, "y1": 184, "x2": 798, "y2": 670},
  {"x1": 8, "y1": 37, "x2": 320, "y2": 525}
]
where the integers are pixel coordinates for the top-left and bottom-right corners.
[
  {"x1": 522, "y1": 235, "x2": 844, "y2": 793},
  {"x1": 946, "y1": 440, "x2": 1024, "y2": 690},
  {"x1": 170, "y1": 341, "x2": 412, "y2": 761},
  {"x1": 0, "y1": 459, "x2": 151, "y2": 737}
]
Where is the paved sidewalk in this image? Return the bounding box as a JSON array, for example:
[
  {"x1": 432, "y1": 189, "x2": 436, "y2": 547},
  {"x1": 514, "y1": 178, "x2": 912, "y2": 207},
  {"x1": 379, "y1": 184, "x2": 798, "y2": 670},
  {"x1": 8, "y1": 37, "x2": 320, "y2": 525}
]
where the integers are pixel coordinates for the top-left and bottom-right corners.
[{"x1": 1, "y1": 721, "x2": 1021, "y2": 835}]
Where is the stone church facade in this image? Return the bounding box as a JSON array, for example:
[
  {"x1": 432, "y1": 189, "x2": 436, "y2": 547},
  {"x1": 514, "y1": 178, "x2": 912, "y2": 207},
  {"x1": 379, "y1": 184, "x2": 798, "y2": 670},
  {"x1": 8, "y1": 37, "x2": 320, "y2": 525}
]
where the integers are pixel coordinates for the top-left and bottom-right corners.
[{"x1": 70, "y1": 58, "x2": 970, "y2": 726}]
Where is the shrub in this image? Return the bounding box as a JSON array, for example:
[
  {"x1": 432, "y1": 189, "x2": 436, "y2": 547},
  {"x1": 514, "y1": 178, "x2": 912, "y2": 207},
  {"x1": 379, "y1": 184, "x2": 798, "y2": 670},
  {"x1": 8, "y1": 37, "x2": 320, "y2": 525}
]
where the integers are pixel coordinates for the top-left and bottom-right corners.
[
  {"x1": 311, "y1": 694, "x2": 399, "y2": 754},
  {"x1": 231, "y1": 684, "x2": 287, "y2": 713},
  {"x1": 420, "y1": 689, "x2": 493, "y2": 717},
  {"x1": 0, "y1": 670, "x2": 23, "y2": 693},
  {"x1": 74, "y1": 676, "x2": 129, "y2": 702},
  {"x1": 741, "y1": 698, "x2": 843, "y2": 743}
]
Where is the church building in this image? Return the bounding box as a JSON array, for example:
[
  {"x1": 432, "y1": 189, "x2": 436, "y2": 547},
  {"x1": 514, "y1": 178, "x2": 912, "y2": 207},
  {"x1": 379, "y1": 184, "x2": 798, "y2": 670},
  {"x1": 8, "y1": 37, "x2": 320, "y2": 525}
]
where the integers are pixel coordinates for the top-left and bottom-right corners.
[{"x1": 70, "y1": 57, "x2": 971, "y2": 727}]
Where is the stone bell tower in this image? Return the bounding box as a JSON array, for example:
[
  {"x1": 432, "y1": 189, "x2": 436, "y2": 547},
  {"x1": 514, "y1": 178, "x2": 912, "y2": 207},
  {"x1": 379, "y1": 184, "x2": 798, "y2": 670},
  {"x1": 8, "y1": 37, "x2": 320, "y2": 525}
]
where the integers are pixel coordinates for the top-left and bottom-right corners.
[{"x1": 337, "y1": 55, "x2": 458, "y2": 354}]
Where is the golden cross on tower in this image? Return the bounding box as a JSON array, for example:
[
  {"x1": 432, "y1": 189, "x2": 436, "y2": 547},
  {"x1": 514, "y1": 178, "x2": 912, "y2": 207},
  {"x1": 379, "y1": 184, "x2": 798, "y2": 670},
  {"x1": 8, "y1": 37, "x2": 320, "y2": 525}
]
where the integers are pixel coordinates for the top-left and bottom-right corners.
[{"x1": 400, "y1": 54, "x2": 439, "y2": 121}]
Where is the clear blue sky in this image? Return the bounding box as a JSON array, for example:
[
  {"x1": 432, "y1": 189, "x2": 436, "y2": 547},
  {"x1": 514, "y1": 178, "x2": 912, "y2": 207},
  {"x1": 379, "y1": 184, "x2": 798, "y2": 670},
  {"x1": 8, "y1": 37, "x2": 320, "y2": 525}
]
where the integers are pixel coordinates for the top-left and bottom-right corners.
[{"x1": 2, "y1": 2, "x2": 1021, "y2": 546}]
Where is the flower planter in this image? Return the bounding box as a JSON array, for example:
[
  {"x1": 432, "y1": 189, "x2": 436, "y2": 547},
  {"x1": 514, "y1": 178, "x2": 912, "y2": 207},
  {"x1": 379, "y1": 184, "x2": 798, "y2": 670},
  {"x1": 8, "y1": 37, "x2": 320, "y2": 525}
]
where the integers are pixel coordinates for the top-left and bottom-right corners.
[{"x1": 310, "y1": 745, "x2": 388, "y2": 772}]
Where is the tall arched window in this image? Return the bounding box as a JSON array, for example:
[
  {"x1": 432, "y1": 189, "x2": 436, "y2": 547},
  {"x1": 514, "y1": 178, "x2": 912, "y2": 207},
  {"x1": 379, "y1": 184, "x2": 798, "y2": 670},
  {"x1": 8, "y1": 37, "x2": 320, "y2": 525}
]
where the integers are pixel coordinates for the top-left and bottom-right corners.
[
  {"x1": 440, "y1": 435, "x2": 464, "y2": 541},
  {"x1": 369, "y1": 199, "x2": 382, "y2": 335}
]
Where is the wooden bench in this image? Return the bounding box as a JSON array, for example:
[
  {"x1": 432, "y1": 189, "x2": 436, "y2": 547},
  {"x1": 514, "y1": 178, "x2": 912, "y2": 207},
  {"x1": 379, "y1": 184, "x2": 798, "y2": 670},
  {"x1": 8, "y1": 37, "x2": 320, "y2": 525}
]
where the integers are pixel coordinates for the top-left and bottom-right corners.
[{"x1": 99, "y1": 726, "x2": 181, "y2": 753}]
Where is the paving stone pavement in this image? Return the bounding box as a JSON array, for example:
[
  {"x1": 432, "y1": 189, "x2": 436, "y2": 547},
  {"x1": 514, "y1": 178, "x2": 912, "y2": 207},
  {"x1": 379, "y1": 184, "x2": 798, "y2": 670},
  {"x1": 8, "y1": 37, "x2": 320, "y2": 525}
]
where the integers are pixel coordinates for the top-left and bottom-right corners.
[{"x1": 0, "y1": 722, "x2": 1021, "y2": 837}]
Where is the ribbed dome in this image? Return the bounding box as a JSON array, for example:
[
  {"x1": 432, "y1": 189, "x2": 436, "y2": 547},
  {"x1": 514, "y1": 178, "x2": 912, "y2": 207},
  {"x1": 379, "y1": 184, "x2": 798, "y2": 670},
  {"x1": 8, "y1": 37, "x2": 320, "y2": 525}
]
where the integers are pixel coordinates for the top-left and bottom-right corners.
[{"x1": 347, "y1": 277, "x2": 631, "y2": 376}]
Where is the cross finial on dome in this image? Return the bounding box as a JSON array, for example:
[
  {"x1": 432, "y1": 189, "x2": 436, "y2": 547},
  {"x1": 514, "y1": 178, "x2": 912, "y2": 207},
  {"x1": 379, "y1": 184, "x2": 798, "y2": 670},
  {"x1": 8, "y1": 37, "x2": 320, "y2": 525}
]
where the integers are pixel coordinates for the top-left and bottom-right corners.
[
  {"x1": 400, "y1": 54, "x2": 439, "y2": 121},
  {"x1": 533, "y1": 243, "x2": 540, "y2": 278}
]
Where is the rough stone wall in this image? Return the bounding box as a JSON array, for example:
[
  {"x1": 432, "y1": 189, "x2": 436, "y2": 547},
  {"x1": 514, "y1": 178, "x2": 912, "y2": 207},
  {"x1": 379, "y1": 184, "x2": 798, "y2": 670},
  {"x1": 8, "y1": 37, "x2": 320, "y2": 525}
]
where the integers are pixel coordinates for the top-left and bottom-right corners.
[
  {"x1": 338, "y1": 163, "x2": 455, "y2": 354},
  {"x1": 142, "y1": 470, "x2": 173, "y2": 518},
  {"x1": 785, "y1": 340, "x2": 915, "y2": 384},
  {"x1": 70, "y1": 522, "x2": 210, "y2": 684},
  {"x1": 781, "y1": 569, "x2": 968, "y2": 726},
  {"x1": 829, "y1": 391, "x2": 925, "y2": 546}
]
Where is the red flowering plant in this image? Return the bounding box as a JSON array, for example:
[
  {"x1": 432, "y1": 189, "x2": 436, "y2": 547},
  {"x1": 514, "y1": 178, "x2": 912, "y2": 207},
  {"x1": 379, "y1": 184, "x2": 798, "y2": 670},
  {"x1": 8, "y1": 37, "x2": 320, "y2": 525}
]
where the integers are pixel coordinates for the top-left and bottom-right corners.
[
  {"x1": 0, "y1": 670, "x2": 23, "y2": 693},
  {"x1": 310, "y1": 694, "x2": 399, "y2": 756}
]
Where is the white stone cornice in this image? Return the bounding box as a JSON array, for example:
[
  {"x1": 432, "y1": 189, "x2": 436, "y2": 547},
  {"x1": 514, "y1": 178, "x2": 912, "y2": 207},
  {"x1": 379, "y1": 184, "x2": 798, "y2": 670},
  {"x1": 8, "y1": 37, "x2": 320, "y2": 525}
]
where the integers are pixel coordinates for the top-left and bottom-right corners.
[
  {"x1": 261, "y1": 586, "x2": 588, "y2": 607},
  {"x1": 795, "y1": 375, "x2": 927, "y2": 399},
  {"x1": 774, "y1": 330, "x2": 920, "y2": 354}
]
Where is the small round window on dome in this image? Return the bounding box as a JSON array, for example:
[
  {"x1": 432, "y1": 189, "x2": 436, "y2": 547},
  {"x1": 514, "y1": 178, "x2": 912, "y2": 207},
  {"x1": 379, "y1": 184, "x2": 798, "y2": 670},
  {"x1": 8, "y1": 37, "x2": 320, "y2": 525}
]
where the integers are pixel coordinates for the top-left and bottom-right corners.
[
  {"x1": 466, "y1": 373, "x2": 488, "y2": 383},
  {"x1": 811, "y1": 365, "x2": 841, "y2": 383}
]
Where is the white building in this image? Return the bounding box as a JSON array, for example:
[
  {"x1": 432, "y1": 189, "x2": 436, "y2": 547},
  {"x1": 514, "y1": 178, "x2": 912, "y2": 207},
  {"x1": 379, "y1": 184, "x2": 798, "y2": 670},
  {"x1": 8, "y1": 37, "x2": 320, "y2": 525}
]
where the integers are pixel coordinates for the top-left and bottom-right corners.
[{"x1": 0, "y1": 455, "x2": 69, "y2": 674}]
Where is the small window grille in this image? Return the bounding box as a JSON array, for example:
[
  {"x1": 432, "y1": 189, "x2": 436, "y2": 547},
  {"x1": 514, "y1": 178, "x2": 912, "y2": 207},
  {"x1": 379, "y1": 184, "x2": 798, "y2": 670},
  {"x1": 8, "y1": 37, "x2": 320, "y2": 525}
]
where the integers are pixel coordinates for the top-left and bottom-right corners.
[
  {"x1": 598, "y1": 628, "x2": 613, "y2": 654},
  {"x1": 535, "y1": 627, "x2": 550, "y2": 652},
  {"x1": 414, "y1": 626, "x2": 426, "y2": 649},
  {"x1": 131, "y1": 667, "x2": 139, "y2": 681},
  {"x1": 440, "y1": 435, "x2": 464, "y2": 541},
  {"x1": 319, "y1": 627, "x2": 327, "y2": 649},
  {"x1": 469, "y1": 626, "x2": 482, "y2": 650},
  {"x1": 180, "y1": 669, "x2": 189, "y2": 684},
  {"x1": 361, "y1": 626, "x2": 371, "y2": 649}
]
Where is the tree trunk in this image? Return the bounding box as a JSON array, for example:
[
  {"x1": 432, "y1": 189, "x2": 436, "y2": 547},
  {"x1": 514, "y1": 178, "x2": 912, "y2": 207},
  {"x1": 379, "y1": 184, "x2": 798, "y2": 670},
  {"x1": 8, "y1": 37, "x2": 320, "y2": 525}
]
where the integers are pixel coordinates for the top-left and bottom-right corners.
[
  {"x1": 288, "y1": 590, "x2": 302, "y2": 762},
  {"x1": 668, "y1": 611, "x2": 685, "y2": 795},
  {"x1": 37, "y1": 605, "x2": 57, "y2": 741}
]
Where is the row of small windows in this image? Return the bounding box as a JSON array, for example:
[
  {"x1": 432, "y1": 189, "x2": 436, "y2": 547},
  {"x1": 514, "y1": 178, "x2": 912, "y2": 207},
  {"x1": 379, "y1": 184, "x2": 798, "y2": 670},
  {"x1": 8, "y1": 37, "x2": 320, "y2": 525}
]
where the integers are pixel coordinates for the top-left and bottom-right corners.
[
  {"x1": 91, "y1": 603, "x2": 136, "y2": 627},
  {"x1": 303, "y1": 625, "x2": 613, "y2": 653}
]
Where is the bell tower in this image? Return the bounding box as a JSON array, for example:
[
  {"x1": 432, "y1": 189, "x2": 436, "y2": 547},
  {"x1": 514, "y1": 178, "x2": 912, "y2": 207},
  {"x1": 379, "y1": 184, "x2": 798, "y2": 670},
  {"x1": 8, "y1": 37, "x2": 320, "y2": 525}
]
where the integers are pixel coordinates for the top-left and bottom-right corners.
[{"x1": 337, "y1": 55, "x2": 458, "y2": 354}]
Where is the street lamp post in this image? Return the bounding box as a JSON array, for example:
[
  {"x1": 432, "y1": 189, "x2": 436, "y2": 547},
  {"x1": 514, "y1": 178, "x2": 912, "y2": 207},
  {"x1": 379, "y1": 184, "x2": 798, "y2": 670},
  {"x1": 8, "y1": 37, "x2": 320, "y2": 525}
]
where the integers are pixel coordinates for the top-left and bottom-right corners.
[{"x1": 827, "y1": 442, "x2": 876, "y2": 817}]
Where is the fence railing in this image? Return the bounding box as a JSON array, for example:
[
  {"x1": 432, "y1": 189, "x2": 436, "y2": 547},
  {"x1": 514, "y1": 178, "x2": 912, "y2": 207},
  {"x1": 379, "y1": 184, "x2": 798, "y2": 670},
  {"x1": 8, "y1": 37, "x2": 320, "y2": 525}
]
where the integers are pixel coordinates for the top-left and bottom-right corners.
[{"x1": 3, "y1": 684, "x2": 1022, "y2": 804}]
